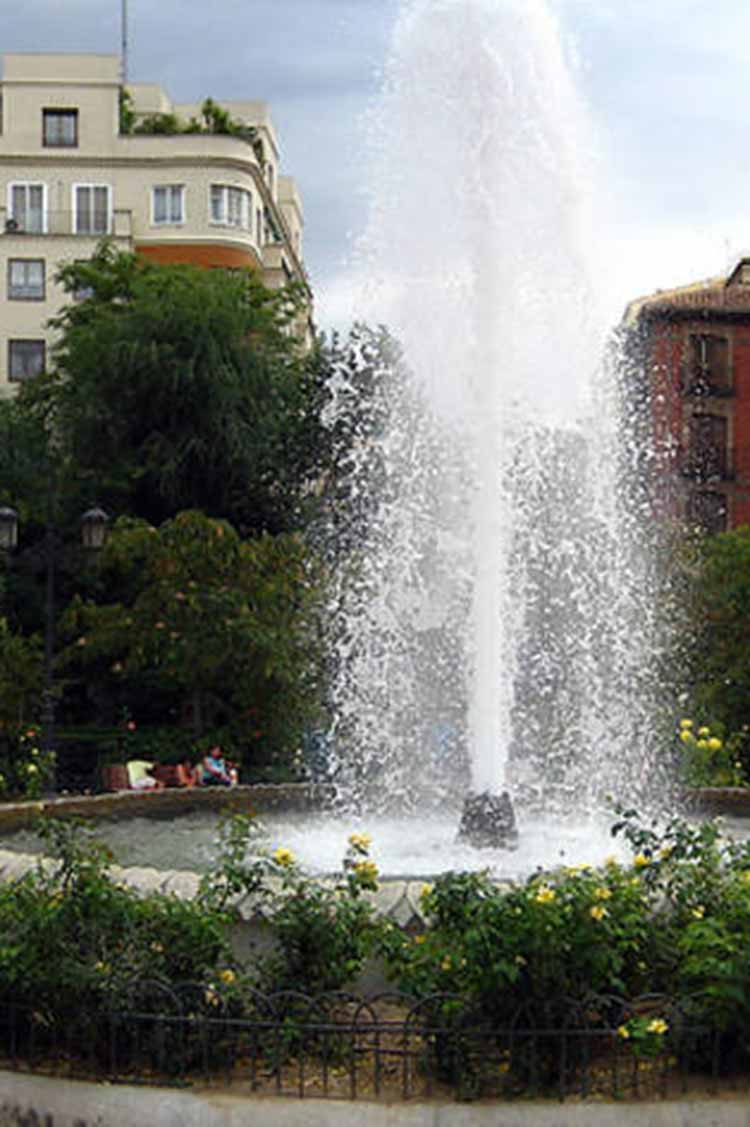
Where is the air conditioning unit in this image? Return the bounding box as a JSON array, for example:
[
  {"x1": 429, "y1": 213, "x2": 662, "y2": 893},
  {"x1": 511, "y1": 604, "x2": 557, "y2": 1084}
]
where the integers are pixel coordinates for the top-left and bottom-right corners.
[{"x1": 4, "y1": 218, "x2": 19, "y2": 233}]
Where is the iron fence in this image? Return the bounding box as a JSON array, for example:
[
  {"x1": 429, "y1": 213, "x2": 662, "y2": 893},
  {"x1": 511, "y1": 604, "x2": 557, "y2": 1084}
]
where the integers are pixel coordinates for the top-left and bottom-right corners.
[{"x1": 0, "y1": 988, "x2": 742, "y2": 1102}]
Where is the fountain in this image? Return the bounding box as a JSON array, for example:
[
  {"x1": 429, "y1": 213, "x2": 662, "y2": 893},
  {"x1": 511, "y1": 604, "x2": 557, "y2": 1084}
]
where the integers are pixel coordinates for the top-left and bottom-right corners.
[
  {"x1": 0, "y1": 0, "x2": 673, "y2": 882},
  {"x1": 320, "y1": 0, "x2": 671, "y2": 860}
]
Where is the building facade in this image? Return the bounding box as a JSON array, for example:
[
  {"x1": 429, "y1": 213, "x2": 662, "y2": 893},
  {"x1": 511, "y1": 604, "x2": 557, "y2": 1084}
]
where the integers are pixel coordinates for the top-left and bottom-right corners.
[
  {"x1": 0, "y1": 53, "x2": 309, "y2": 389},
  {"x1": 624, "y1": 259, "x2": 750, "y2": 533}
]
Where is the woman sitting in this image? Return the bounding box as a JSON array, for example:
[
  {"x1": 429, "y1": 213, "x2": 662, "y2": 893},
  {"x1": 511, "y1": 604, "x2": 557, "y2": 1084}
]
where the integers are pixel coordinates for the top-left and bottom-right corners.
[
  {"x1": 126, "y1": 760, "x2": 164, "y2": 790},
  {"x1": 200, "y1": 746, "x2": 235, "y2": 787}
]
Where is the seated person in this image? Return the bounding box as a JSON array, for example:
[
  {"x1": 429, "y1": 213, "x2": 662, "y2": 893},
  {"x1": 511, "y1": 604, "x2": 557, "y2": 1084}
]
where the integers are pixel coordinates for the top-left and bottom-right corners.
[
  {"x1": 201, "y1": 746, "x2": 235, "y2": 787},
  {"x1": 126, "y1": 759, "x2": 164, "y2": 790},
  {"x1": 175, "y1": 757, "x2": 199, "y2": 788}
]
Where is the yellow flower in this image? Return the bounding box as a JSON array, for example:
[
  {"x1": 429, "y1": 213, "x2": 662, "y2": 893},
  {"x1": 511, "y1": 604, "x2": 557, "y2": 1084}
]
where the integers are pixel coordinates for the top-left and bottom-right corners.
[
  {"x1": 647, "y1": 1018, "x2": 668, "y2": 1035},
  {"x1": 590, "y1": 905, "x2": 608, "y2": 921},
  {"x1": 633, "y1": 853, "x2": 650, "y2": 869},
  {"x1": 604, "y1": 855, "x2": 619, "y2": 869},
  {"x1": 691, "y1": 906, "x2": 705, "y2": 919},
  {"x1": 594, "y1": 886, "x2": 612, "y2": 900},
  {"x1": 219, "y1": 969, "x2": 236, "y2": 985},
  {"x1": 617, "y1": 1024, "x2": 630, "y2": 1039},
  {"x1": 534, "y1": 885, "x2": 556, "y2": 904},
  {"x1": 698, "y1": 726, "x2": 710, "y2": 738},
  {"x1": 659, "y1": 846, "x2": 673, "y2": 860},
  {"x1": 708, "y1": 737, "x2": 723, "y2": 751},
  {"x1": 679, "y1": 729, "x2": 694, "y2": 744},
  {"x1": 272, "y1": 847, "x2": 295, "y2": 868},
  {"x1": 353, "y1": 859, "x2": 379, "y2": 881},
  {"x1": 413, "y1": 934, "x2": 426, "y2": 945},
  {"x1": 440, "y1": 957, "x2": 452, "y2": 971},
  {"x1": 679, "y1": 718, "x2": 693, "y2": 729},
  {"x1": 204, "y1": 987, "x2": 220, "y2": 1007},
  {"x1": 348, "y1": 832, "x2": 372, "y2": 849},
  {"x1": 420, "y1": 883, "x2": 433, "y2": 900},
  {"x1": 696, "y1": 739, "x2": 709, "y2": 750}
]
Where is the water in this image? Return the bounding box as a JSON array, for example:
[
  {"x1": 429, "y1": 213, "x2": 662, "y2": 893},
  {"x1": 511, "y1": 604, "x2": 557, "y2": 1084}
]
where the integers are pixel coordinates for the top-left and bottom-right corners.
[
  {"x1": 322, "y1": 0, "x2": 671, "y2": 822},
  {"x1": 0, "y1": 808, "x2": 631, "y2": 879}
]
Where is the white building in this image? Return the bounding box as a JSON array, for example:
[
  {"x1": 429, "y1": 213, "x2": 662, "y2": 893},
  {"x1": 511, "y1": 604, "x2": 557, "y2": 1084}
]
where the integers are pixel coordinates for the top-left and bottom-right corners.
[{"x1": 0, "y1": 52, "x2": 309, "y2": 388}]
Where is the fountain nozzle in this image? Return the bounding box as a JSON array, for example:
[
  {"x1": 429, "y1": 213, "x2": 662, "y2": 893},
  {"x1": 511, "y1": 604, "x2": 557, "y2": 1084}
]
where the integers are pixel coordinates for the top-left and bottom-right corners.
[{"x1": 457, "y1": 790, "x2": 518, "y2": 850}]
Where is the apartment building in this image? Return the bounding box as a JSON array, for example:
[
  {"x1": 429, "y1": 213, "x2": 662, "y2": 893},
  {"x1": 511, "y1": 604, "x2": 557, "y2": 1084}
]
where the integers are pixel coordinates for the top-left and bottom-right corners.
[
  {"x1": 0, "y1": 52, "x2": 309, "y2": 388},
  {"x1": 624, "y1": 259, "x2": 750, "y2": 532}
]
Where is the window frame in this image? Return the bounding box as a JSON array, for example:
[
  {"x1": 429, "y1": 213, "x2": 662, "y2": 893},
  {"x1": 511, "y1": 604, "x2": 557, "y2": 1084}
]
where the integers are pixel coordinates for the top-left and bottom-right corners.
[
  {"x1": 152, "y1": 184, "x2": 185, "y2": 226},
  {"x1": 42, "y1": 108, "x2": 79, "y2": 148},
  {"x1": 72, "y1": 183, "x2": 112, "y2": 236},
  {"x1": 7, "y1": 182, "x2": 47, "y2": 234},
  {"x1": 8, "y1": 339, "x2": 46, "y2": 382},
  {"x1": 7, "y1": 258, "x2": 45, "y2": 301},
  {"x1": 209, "y1": 184, "x2": 252, "y2": 230}
]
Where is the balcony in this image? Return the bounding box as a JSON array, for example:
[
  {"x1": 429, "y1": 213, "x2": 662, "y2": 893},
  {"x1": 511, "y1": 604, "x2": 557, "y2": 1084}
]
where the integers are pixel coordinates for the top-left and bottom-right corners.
[
  {"x1": 0, "y1": 208, "x2": 133, "y2": 240},
  {"x1": 679, "y1": 445, "x2": 735, "y2": 483},
  {"x1": 680, "y1": 366, "x2": 735, "y2": 398}
]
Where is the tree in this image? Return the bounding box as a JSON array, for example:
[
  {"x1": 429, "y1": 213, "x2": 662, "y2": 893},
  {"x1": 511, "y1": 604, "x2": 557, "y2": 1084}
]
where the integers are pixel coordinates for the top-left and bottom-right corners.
[
  {"x1": 59, "y1": 511, "x2": 324, "y2": 767},
  {"x1": 689, "y1": 525, "x2": 750, "y2": 733},
  {"x1": 35, "y1": 243, "x2": 327, "y2": 535}
]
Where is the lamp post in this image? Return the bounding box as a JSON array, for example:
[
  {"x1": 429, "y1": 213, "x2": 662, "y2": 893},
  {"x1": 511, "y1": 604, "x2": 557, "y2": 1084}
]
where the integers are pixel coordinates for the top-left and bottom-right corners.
[{"x1": 1, "y1": 504, "x2": 108, "y2": 793}]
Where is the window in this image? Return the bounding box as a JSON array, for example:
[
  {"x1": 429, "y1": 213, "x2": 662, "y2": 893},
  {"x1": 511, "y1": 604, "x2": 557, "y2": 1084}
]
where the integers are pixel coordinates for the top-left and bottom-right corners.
[
  {"x1": 152, "y1": 184, "x2": 184, "y2": 225},
  {"x1": 8, "y1": 340, "x2": 45, "y2": 382},
  {"x1": 74, "y1": 185, "x2": 110, "y2": 235},
  {"x1": 209, "y1": 185, "x2": 252, "y2": 229},
  {"x1": 687, "y1": 333, "x2": 731, "y2": 394},
  {"x1": 43, "y1": 109, "x2": 78, "y2": 147},
  {"x1": 8, "y1": 183, "x2": 46, "y2": 233},
  {"x1": 8, "y1": 259, "x2": 45, "y2": 300},
  {"x1": 685, "y1": 414, "x2": 729, "y2": 481}
]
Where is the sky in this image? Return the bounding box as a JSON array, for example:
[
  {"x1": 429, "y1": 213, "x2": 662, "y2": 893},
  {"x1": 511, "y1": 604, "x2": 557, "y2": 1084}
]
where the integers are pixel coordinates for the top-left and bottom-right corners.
[{"x1": 3, "y1": 0, "x2": 750, "y2": 332}]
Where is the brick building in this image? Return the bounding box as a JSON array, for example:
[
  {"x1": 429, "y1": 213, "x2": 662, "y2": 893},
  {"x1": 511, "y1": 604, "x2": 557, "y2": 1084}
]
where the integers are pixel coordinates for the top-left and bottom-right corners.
[{"x1": 623, "y1": 259, "x2": 750, "y2": 532}]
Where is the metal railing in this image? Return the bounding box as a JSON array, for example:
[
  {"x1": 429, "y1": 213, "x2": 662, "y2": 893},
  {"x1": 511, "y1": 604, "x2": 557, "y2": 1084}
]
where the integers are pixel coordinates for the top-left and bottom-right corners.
[
  {"x1": 0, "y1": 208, "x2": 133, "y2": 239},
  {"x1": 0, "y1": 988, "x2": 737, "y2": 1102},
  {"x1": 680, "y1": 367, "x2": 735, "y2": 397}
]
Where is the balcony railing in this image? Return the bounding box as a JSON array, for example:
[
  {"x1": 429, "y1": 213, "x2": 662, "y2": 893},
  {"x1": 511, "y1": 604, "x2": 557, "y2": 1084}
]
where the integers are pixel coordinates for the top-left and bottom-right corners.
[
  {"x1": 0, "y1": 208, "x2": 133, "y2": 239},
  {"x1": 680, "y1": 367, "x2": 735, "y2": 398}
]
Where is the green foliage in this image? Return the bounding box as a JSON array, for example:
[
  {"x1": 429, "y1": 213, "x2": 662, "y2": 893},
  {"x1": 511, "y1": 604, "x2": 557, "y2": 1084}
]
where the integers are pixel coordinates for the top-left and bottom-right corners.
[
  {"x1": 199, "y1": 818, "x2": 382, "y2": 994},
  {"x1": 0, "y1": 618, "x2": 43, "y2": 733},
  {"x1": 0, "y1": 818, "x2": 232, "y2": 1034},
  {"x1": 687, "y1": 525, "x2": 750, "y2": 735},
  {"x1": 42, "y1": 243, "x2": 320, "y2": 535},
  {"x1": 0, "y1": 725, "x2": 56, "y2": 800},
  {"x1": 58, "y1": 511, "x2": 324, "y2": 762},
  {"x1": 380, "y1": 860, "x2": 652, "y2": 1027},
  {"x1": 118, "y1": 87, "x2": 135, "y2": 134},
  {"x1": 677, "y1": 718, "x2": 747, "y2": 787}
]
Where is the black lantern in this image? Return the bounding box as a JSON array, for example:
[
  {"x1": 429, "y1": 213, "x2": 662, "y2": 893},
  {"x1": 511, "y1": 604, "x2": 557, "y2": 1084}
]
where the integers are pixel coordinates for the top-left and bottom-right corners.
[
  {"x1": 0, "y1": 506, "x2": 18, "y2": 551},
  {"x1": 81, "y1": 506, "x2": 109, "y2": 551}
]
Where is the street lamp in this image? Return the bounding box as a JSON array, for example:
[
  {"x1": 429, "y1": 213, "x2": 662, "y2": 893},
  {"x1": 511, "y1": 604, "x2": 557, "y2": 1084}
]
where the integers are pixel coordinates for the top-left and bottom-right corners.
[{"x1": 3, "y1": 504, "x2": 108, "y2": 793}]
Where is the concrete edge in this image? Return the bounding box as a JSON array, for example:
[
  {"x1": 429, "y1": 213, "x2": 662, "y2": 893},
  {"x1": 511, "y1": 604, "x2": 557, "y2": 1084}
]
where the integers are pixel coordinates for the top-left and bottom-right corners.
[{"x1": 1, "y1": 1069, "x2": 750, "y2": 1126}]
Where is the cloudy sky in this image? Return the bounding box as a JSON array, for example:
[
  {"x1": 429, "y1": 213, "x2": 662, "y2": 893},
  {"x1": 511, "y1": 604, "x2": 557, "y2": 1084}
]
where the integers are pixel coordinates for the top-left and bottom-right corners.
[{"x1": 4, "y1": 0, "x2": 750, "y2": 331}]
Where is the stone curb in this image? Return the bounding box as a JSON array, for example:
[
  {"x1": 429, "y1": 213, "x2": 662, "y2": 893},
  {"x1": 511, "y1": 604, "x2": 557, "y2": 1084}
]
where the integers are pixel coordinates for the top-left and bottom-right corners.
[{"x1": 1, "y1": 1070, "x2": 750, "y2": 1126}]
